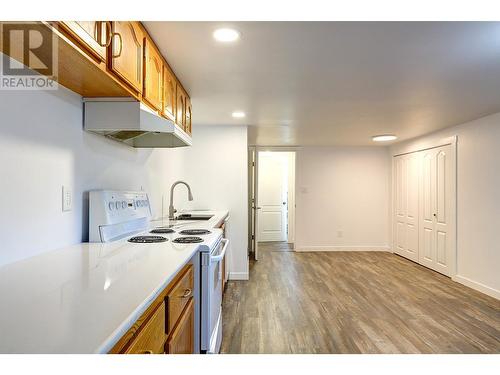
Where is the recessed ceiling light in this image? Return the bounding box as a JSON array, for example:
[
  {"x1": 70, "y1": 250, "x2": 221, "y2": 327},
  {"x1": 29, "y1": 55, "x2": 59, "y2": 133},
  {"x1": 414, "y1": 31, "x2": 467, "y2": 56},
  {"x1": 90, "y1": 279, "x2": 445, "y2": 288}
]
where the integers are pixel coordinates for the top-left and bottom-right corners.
[
  {"x1": 372, "y1": 134, "x2": 397, "y2": 142},
  {"x1": 213, "y1": 28, "x2": 240, "y2": 43},
  {"x1": 232, "y1": 111, "x2": 246, "y2": 118}
]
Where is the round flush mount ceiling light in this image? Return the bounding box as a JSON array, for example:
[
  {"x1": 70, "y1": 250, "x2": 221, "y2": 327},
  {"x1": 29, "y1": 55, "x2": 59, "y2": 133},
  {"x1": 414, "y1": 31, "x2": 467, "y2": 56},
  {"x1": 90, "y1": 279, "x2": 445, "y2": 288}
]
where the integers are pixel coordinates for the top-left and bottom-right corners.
[
  {"x1": 372, "y1": 134, "x2": 398, "y2": 142},
  {"x1": 213, "y1": 28, "x2": 240, "y2": 43},
  {"x1": 232, "y1": 111, "x2": 246, "y2": 118}
]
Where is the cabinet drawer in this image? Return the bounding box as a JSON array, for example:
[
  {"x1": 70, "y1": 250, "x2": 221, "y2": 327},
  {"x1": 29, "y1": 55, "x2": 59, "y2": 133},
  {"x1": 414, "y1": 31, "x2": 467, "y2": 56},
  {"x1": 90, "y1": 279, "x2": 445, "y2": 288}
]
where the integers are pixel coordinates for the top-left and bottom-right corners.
[
  {"x1": 167, "y1": 265, "x2": 193, "y2": 333},
  {"x1": 125, "y1": 302, "x2": 166, "y2": 354},
  {"x1": 167, "y1": 298, "x2": 194, "y2": 354}
]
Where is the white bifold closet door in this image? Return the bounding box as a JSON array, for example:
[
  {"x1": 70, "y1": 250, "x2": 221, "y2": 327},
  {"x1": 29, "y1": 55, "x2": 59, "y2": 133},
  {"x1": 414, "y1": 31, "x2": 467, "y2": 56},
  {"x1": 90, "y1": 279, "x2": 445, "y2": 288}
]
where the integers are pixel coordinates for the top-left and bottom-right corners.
[
  {"x1": 394, "y1": 152, "x2": 419, "y2": 262},
  {"x1": 419, "y1": 145, "x2": 453, "y2": 276},
  {"x1": 393, "y1": 144, "x2": 454, "y2": 277}
]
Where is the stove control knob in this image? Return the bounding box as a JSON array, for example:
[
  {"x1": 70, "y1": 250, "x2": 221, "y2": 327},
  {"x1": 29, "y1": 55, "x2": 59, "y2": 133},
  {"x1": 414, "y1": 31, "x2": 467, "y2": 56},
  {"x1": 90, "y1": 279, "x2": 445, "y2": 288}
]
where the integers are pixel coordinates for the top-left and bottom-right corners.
[
  {"x1": 108, "y1": 202, "x2": 114, "y2": 211},
  {"x1": 122, "y1": 201, "x2": 127, "y2": 209},
  {"x1": 143, "y1": 200, "x2": 148, "y2": 207},
  {"x1": 136, "y1": 200, "x2": 142, "y2": 207},
  {"x1": 115, "y1": 201, "x2": 121, "y2": 210}
]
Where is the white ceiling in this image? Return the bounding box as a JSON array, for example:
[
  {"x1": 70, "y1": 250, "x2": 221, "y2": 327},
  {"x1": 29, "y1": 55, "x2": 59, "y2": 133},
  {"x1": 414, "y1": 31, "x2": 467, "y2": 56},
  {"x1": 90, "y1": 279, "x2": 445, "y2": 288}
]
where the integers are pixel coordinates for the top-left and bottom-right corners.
[{"x1": 144, "y1": 22, "x2": 500, "y2": 146}]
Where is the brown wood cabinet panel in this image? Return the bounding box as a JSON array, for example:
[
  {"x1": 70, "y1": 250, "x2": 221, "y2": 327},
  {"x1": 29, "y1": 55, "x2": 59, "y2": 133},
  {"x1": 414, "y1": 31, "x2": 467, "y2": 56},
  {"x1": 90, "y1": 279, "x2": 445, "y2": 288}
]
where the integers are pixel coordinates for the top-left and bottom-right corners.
[
  {"x1": 185, "y1": 96, "x2": 192, "y2": 134},
  {"x1": 162, "y1": 65, "x2": 176, "y2": 121},
  {"x1": 58, "y1": 21, "x2": 110, "y2": 62},
  {"x1": 125, "y1": 302, "x2": 166, "y2": 354},
  {"x1": 166, "y1": 298, "x2": 194, "y2": 354},
  {"x1": 176, "y1": 83, "x2": 186, "y2": 130},
  {"x1": 167, "y1": 265, "x2": 193, "y2": 333},
  {"x1": 143, "y1": 37, "x2": 163, "y2": 111},
  {"x1": 109, "y1": 21, "x2": 145, "y2": 93}
]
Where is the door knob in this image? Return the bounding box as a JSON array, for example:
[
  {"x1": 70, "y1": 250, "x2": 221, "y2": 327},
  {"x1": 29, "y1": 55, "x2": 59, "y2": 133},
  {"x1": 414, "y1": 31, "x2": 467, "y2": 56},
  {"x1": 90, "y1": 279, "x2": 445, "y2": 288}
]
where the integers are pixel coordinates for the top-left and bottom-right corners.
[{"x1": 282, "y1": 202, "x2": 286, "y2": 205}]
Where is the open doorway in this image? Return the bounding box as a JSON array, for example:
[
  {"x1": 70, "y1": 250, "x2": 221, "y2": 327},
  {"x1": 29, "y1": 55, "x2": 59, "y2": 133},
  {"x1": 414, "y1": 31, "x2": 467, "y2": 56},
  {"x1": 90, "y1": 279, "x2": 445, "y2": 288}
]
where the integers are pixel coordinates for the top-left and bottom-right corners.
[{"x1": 249, "y1": 148, "x2": 296, "y2": 261}]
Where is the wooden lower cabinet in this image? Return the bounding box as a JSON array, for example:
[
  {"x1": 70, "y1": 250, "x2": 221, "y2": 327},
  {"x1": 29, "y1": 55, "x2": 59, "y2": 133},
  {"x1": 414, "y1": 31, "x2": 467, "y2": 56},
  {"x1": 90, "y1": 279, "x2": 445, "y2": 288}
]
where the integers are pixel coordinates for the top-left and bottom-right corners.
[
  {"x1": 125, "y1": 302, "x2": 166, "y2": 354},
  {"x1": 110, "y1": 264, "x2": 195, "y2": 354},
  {"x1": 166, "y1": 298, "x2": 194, "y2": 354}
]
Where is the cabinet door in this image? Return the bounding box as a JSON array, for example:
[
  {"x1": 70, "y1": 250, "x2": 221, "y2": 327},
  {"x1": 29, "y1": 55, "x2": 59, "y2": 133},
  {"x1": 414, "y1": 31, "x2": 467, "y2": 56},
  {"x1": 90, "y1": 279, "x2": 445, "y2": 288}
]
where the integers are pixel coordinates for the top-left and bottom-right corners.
[
  {"x1": 59, "y1": 21, "x2": 111, "y2": 62},
  {"x1": 110, "y1": 21, "x2": 145, "y2": 92},
  {"x1": 176, "y1": 83, "x2": 186, "y2": 130},
  {"x1": 185, "y1": 96, "x2": 192, "y2": 134},
  {"x1": 125, "y1": 302, "x2": 166, "y2": 354},
  {"x1": 163, "y1": 66, "x2": 176, "y2": 121},
  {"x1": 166, "y1": 265, "x2": 193, "y2": 334},
  {"x1": 143, "y1": 37, "x2": 163, "y2": 111},
  {"x1": 167, "y1": 299, "x2": 194, "y2": 354}
]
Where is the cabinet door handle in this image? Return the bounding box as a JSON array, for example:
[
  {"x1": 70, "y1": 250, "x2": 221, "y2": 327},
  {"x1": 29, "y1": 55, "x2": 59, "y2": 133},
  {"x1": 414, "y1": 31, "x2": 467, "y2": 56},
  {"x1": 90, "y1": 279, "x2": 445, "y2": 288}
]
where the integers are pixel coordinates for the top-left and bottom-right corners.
[
  {"x1": 103, "y1": 21, "x2": 113, "y2": 47},
  {"x1": 95, "y1": 21, "x2": 113, "y2": 47},
  {"x1": 182, "y1": 288, "x2": 192, "y2": 298},
  {"x1": 139, "y1": 350, "x2": 153, "y2": 354},
  {"x1": 112, "y1": 32, "x2": 123, "y2": 58}
]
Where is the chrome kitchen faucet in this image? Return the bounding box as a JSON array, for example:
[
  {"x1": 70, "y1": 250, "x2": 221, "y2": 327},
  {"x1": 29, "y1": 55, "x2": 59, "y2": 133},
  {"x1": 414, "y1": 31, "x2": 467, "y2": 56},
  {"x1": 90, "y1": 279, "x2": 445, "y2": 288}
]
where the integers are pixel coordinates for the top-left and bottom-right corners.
[{"x1": 169, "y1": 181, "x2": 194, "y2": 219}]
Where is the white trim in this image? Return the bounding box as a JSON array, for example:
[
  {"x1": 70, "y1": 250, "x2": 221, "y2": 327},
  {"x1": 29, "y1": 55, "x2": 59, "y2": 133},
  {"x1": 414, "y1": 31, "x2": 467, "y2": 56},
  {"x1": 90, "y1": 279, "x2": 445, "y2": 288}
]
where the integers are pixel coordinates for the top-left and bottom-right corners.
[
  {"x1": 392, "y1": 135, "x2": 457, "y2": 157},
  {"x1": 295, "y1": 246, "x2": 390, "y2": 252},
  {"x1": 287, "y1": 152, "x2": 296, "y2": 244},
  {"x1": 254, "y1": 148, "x2": 297, "y2": 249},
  {"x1": 452, "y1": 275, "x2": 500, "y2": 300},
  {"x1": 228, "y1": 272, "x2": 249, "y2": 281}
]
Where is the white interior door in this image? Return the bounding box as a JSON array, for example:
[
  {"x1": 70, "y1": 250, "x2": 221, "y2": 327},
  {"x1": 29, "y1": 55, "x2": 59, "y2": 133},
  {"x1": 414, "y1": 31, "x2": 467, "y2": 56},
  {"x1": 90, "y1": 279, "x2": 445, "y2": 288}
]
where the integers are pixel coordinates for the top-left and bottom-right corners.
[
  {"x1": 394, "y1": 152, "x2": 419, "y2": 262},
  {"x1": 257, "y1": 152, "x2": 288, "y2": 242},
  {"x1": 419, "y1": 144, "x2": 453, "y2": 276}
]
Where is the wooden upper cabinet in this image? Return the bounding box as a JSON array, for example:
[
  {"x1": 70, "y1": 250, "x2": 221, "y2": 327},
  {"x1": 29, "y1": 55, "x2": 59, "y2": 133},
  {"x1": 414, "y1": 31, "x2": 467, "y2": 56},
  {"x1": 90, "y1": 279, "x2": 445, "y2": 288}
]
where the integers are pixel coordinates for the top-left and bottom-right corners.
[
  {"x1": 162, "y1": 65, "x2": 176, "y2": 121},
  {"x1": 185, "y1": 96, "x2": 192, "y2": 134},
  {"x1": 176, "y1": 83, "x2": 186, "y2": 130},
  {"x1": 143, "y1": 37, "x2": 163, "y2": 112},
  {"x1": 109, "y1": 21, "x2": 145, "y2": 93},
  {"x1": 58, "y1": 21, "x2": 111, "y2": 63}
]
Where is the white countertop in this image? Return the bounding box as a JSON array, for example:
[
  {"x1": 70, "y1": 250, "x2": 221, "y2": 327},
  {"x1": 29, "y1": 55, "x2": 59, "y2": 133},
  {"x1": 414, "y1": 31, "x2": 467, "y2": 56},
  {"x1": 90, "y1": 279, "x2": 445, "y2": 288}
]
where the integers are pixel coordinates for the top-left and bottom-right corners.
[{"x1": 0, "y1": 210, "x2": 228, "y2": 353}]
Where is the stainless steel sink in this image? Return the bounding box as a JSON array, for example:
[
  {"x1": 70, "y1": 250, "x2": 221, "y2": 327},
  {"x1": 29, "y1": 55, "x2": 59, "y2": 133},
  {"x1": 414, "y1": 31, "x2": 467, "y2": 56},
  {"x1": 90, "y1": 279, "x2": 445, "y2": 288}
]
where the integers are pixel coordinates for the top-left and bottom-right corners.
[{"x1": 175, "y1": 214, "x2": 213, "y2": 221}]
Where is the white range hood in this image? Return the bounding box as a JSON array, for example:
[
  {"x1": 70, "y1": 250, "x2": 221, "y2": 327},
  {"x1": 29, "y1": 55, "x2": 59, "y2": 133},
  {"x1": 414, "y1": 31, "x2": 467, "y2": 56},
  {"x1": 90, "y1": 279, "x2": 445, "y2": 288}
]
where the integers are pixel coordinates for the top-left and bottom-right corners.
[{"x1": 83, "y1": 98, "x2": 192, "y2": 148}]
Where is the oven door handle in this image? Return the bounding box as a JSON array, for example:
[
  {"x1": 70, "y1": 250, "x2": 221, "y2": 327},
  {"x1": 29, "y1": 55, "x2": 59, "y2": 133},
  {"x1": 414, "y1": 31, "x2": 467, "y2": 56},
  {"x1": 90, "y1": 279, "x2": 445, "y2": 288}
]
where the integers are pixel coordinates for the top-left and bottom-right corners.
[{"x1": 210, "y1": 239, "x2": 229, "y2": 263}]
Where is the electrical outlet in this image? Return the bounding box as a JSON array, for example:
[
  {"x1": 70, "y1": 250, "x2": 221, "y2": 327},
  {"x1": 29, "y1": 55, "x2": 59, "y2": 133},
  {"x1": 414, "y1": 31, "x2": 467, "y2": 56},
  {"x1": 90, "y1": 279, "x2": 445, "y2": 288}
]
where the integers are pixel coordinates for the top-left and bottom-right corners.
[{"x1": 62, "y1": 185, "x2": 72, "y2": 212}]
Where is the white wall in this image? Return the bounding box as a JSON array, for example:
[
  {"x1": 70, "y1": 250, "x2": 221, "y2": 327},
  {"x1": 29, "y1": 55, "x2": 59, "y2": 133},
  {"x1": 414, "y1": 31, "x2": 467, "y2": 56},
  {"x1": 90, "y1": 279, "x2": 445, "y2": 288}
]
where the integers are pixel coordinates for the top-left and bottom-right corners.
[
  {"x1": 0, "y1": 86, "x2": 249, "y2": 277},
  {"x1": 391, "y1": 113, "x2": 500, "y2": 298},
  {"x1": 174, "y1": 126, "x2": 249, "y2": 280},
  {"x1": 295, "y1": 146, "x2": 390, "y2": 251}
]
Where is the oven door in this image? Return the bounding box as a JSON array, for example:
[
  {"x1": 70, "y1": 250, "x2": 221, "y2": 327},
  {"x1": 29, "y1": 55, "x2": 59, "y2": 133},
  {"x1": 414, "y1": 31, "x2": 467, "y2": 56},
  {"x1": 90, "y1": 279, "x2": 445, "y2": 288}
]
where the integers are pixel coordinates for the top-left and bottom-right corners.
[{"x1": 201, "y1": 238, "x2": 229, "y2": 354}]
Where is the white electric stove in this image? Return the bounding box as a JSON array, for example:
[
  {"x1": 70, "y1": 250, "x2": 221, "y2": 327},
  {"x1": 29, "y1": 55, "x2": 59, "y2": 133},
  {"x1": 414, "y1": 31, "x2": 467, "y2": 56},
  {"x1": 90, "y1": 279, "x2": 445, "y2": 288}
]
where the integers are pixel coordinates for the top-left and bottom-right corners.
[{"x1": 88, "y1": 190, "x2": 227, "y2": 354}]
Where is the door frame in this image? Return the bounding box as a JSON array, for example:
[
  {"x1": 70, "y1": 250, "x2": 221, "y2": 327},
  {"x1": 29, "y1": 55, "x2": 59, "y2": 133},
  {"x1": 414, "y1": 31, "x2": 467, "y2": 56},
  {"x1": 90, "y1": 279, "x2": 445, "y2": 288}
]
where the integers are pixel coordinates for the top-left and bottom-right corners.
[
  {"x1": 391, "y1": 136, "x2": 457, "y2": 277},
  {"x1": 248, "y1": 146, "x2": 297, "y2": 260}
]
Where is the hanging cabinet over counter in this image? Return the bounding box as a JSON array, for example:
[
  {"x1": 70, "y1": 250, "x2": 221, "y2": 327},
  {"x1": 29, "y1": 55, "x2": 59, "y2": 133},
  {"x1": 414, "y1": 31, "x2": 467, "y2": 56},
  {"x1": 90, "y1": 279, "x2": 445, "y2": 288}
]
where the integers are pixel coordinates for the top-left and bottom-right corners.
[{"x1": 0, "y1": 21, "x2": 192, "y2": 136}]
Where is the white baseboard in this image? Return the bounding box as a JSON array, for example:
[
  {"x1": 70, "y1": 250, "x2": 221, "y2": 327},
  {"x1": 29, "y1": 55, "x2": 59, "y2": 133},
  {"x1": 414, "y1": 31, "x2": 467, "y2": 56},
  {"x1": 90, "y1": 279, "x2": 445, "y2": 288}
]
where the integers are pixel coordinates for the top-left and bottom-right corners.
[
  {"x1": 452, "y1": 275, "x2": 500, "y2": 300},
  {"x1": 228, "y1": 272, "x2": 249, "y2": 281},
  {"x1": 295, "y1": 246, "x2": 390, "y2": 252}
]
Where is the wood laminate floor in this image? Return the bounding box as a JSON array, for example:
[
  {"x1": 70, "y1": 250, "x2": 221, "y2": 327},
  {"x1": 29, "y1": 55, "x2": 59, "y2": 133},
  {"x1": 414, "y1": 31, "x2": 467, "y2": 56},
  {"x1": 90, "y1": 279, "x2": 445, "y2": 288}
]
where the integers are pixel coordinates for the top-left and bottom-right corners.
[{"x1": 221, "y1": 243, "x2": 500, "y2": 354}]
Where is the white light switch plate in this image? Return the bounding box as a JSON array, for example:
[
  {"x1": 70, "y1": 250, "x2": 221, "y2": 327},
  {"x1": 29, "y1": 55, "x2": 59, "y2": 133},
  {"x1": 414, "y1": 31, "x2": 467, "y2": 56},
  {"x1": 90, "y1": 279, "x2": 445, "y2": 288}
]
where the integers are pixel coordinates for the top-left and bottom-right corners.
[{"x1": 62, "y1": 185, "x2": 72, "y2": 212}]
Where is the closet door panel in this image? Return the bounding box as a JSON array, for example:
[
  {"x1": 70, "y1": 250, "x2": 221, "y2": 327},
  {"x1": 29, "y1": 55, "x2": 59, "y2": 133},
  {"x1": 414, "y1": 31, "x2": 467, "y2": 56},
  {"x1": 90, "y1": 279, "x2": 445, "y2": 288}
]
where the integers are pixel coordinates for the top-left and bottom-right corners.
[{"x1": 393, "y1": 153, "x2": 418, "y2": 262}]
